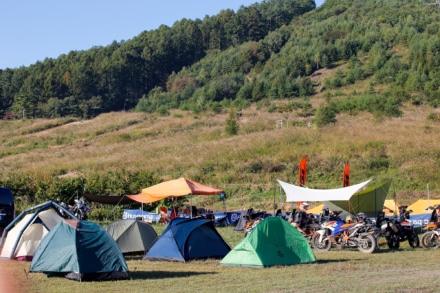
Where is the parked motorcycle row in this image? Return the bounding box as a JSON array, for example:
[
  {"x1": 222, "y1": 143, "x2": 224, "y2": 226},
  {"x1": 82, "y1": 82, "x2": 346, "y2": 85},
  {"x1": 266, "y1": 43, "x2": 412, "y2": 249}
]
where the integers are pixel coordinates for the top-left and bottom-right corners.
[
  {"x1": 310, "y1": 211, "x2": 377, "y2": 254},
  {"x1": 244, "y1": 205, "x2": 440, "y2": 254}
]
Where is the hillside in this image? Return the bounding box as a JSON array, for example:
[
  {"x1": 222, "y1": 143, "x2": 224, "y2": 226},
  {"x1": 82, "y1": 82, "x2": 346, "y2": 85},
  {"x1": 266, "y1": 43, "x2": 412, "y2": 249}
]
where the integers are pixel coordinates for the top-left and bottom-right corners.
[
  {"x1": 1, "y1": 100, "x2": 440, "y2": 213},
  {"x1": 3, "y1": 0, "x2": 440, "y2": 214}
]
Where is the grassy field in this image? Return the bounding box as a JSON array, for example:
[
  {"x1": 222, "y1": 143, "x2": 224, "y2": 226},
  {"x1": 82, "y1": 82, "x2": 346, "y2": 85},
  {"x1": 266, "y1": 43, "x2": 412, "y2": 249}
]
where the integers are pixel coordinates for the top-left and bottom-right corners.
[{"x1": 1, "y1": 225, "x2": 439, "y2": 293}]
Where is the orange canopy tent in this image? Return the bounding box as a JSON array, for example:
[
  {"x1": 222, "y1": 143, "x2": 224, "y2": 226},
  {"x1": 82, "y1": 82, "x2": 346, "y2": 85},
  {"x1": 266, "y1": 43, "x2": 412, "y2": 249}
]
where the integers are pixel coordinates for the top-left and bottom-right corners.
[{"x1": 126, "y1": 178, "x2": 224, "y2": 204}]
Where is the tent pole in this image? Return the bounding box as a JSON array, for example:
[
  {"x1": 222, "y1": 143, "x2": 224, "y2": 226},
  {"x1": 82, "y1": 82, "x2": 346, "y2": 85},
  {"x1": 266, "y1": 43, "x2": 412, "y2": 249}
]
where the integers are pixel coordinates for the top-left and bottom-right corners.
[
  {"x1": 427, "y1": 183, "x2": 430, "y2": 211},
  {"x1": 273, "y1": 180, "x2": 276, "y2": 216}
]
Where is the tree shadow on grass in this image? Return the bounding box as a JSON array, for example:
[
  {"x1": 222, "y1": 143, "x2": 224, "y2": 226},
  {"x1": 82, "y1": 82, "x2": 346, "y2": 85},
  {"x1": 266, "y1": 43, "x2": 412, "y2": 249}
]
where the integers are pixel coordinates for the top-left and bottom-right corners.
[{"x1": 130, "y1": 270, "x2": 216, "y2": 280}]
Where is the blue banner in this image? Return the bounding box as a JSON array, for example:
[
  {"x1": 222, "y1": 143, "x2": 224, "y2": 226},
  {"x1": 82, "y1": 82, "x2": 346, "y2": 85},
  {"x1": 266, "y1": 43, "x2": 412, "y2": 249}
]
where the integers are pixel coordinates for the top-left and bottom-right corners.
[
  {"x1": 122, "y1": 209, "x2": 160, "y2": 223},
  {"x1": 407, "y1": 214, "x2": 432, "y2": 227},
  {"x1": 213, "y1": 211, "x2": 242, "y2": 225}
]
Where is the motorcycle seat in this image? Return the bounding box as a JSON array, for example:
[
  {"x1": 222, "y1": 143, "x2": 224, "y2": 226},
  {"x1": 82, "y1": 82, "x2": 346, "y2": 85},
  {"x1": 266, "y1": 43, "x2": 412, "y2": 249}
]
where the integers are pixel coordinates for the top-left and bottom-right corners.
[{"x1": 341, "y1": 222, "x2": 357, "y2": 229}]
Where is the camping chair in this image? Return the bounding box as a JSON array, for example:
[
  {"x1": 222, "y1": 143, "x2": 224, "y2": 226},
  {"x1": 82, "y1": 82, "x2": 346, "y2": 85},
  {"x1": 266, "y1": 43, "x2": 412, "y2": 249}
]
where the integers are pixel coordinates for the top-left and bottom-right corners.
[
  {"x1": 159, "y1": 207, "x2": 170, "y2": 224},
  {"x1": 170, "y1": 207, "x2": 179, "y2": 219}
]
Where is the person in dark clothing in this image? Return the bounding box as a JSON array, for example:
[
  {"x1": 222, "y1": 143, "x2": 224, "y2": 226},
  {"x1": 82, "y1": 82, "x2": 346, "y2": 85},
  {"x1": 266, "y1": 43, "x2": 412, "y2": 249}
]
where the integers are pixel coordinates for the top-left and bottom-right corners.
[{"x1": 292, "y1": 202, "x2": 312, "y2": 233}]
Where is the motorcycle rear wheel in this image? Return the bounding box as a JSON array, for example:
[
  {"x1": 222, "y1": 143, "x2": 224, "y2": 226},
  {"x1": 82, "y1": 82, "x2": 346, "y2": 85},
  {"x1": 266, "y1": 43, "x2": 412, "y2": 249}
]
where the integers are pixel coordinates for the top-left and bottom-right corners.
[
  {"x1": 357, "y1": 233, "x2": 376, "y2": 254},
  {"x1": 311, "y1": 233, "x2": 331, "y2": 251}
]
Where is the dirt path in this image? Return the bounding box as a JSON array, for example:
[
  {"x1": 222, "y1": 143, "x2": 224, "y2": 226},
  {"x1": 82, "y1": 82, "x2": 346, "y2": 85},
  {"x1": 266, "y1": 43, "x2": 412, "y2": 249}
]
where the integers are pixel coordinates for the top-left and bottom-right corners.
[{"x1": 0, "y1": 259, "x2": 28, "y2": 293}]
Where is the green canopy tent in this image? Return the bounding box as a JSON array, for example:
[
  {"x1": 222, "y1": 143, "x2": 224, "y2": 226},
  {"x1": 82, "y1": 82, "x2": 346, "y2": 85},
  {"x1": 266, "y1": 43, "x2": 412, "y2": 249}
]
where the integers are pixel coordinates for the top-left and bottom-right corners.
[
  {"x1": 325, "y1": 179, "x2": 392, "y2": 217},
  {"x1": 279, "y1": 178, "x2": 392, "y2": 218},
  {"x1": 220, "y1": 217, "x2": 316, "y2": 268}
]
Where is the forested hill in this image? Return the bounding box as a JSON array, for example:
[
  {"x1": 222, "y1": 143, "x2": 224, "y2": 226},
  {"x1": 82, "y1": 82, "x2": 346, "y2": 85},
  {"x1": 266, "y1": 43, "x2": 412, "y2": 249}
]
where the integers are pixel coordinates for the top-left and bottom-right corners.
[
  {"x1": 1, "y1": 0, "x2": 440, "y2": 121},
  {"x1": 0, "y1": 0, "x2": 315, "y2": 119}
]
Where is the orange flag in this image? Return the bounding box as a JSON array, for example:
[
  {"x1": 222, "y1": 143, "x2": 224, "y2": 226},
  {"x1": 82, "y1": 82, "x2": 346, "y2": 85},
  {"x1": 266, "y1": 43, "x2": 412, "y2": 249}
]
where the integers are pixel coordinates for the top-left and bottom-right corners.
[
  {"x1": 298, "y1": 156, "x2": 307, "y2": 209},
  {"x1": 298, "y1": 156, "x2": 307, "y2": 187},
  {"x1": 342, "y1": 162, "x2": 350, "y2": 187}
]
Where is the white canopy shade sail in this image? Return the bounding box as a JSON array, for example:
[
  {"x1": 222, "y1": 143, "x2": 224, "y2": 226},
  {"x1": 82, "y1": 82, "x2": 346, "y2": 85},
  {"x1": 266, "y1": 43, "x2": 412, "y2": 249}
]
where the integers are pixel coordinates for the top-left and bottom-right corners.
[{"x1": 278, "y1": 179, "x2": 372, "y2": 202}]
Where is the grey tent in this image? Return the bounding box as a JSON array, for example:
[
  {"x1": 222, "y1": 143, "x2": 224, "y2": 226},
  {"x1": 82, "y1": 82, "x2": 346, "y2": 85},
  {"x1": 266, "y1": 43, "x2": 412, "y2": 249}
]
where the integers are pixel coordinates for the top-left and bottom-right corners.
[{"x1": 106, "y1": 219, "x2": 158, "y2": 254}]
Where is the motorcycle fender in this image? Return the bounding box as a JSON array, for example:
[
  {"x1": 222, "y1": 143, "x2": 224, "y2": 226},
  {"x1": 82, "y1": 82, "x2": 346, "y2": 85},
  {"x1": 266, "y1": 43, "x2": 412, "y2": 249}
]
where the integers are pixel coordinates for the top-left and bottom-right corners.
[{"x1": 315, "y1": 229, "x2": 327, "y2": 242}]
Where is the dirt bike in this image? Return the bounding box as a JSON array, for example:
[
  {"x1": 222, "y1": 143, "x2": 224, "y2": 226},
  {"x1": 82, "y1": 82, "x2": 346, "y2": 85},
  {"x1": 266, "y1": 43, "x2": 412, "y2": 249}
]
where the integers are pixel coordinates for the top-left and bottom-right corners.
[
  {"x1": 71, "y1": 198, "x2": 91, "y2": 220},
  {"x1": 377, "y1": 206, "x2": 419, "y2": 249},
  {"x1": 420, "y1": 224, "x2": 440, "y2": 249},
  {"x1": 312, "y1": 213, "x2": 377, "y2": 254},
  {"x1": 243, "y1": 208, "x2": 266, "y2": 237},
  {"x1": 420, "y1": 209, "x2": 440, "y2": 249},
  {"x1": 294, "y1": 209, "x2": 335, "y2": 247}
]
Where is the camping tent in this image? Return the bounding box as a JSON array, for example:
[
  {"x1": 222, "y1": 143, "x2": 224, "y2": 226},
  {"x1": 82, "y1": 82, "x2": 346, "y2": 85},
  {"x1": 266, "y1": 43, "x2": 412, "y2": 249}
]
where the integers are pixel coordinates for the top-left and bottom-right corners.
[
  {"x1": 105, "y1": 219, "x2": 158, "y2": 254},
  {"x1": 403, "y1": 199, "x2": 440, "y2": 227},
  {"x1": 0, "y1": 201, "x2": 75, "y2": 260},
  {"x1": 0, "y1": 209, "x2": 63, "y2": 260},
  {"x1": 383, "y1": 199, "x2": 400, "y2": 216},
  {"x1": 308, "y1": 204, "x2": 326, "y2": 215},
  {"x1": 144, "y1": 218, "x2": 230, "y2": 262},
  {"x1": 220, "y1": 217, "x2": 316, "y2": 268},
  {"x1": 127, "y1": 177, "x2": 224, "y2": 203},
  {"x1": 278, "y1": 179, "x2": 392, "y2": 217},
  {"x1": 30, "y1": 219, "x2": 130, "y2": 281},
  {"x1": 407, "y1": 199, "x2": 440, "y2": 215},
  {"x1": 305, "y1": 198, "x2": 395, "y2": 217}
]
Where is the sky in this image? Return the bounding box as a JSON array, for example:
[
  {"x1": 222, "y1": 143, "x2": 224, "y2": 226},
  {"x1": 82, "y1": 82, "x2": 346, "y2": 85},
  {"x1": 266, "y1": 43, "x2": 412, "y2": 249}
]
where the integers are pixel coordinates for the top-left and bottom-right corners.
[{"x1": 0, "y1": 0, "x2": 324, "y2": 70}]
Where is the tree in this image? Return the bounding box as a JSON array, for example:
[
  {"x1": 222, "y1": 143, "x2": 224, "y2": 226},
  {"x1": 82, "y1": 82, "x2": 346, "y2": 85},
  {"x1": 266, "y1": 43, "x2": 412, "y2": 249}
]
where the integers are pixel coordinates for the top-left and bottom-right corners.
[
  {"x1": 314, "y1": 103, "x2": 337, "y2": 127},
  {"x1": 225, "y1": 108, "x2": 239, "y2": 135}
]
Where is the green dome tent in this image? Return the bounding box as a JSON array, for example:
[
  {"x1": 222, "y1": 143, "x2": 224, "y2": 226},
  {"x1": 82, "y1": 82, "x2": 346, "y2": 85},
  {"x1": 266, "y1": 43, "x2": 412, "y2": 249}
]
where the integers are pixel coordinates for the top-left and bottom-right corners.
[
  {"x1": 220, "y1": 217, "x2": 316, "y2": 268},
  {"x1": 29, "y1": 219, "x2": 129, "y2": 281}
]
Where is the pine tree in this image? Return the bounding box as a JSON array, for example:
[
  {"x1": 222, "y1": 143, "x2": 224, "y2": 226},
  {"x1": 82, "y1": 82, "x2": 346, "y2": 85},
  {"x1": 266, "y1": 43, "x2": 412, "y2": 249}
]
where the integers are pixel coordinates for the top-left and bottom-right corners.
[{"x1": 225, "y1": 108, "x2": 239, "y2": 135}]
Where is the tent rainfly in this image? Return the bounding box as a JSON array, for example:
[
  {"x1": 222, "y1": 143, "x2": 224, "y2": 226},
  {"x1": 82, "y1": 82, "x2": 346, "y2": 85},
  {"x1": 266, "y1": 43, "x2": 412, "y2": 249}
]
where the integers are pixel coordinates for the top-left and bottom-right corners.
[
  {"x1": 105, "y1": 219, "x2": 158, "y2": 254},
  {"x1": 0, "y1": 200, "x2": 76, "y2": 260},
  {"x1": 144, "y1": 218, "x2": 230, "y2": 262},
  {"x1": 30, "y1": 220, "x2": 130, "y2": 281},
  {"x1": 220, "y1": 217, "x2": 316, "y2": 268}
]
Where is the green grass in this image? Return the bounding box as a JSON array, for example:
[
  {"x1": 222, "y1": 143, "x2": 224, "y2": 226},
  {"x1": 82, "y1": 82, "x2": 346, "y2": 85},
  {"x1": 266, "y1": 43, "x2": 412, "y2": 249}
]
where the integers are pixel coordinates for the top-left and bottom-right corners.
[{"x1": 1, "y1": 225, "x2": 439, "y2": 293}]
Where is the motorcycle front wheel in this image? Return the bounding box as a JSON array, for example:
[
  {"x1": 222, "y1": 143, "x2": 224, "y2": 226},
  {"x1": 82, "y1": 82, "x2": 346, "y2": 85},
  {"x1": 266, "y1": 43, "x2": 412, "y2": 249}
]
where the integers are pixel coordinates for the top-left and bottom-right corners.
[
  {"x1": 420, "y1": 231, "x2": 439, "y2": 249},
  {"x1": 357, "y1": 233, "x2": 376, "y2": 254},
  {"x1": 311, "y1": 233, "x2": 331, "y2": 251},
  {"x1": 386, "y1": 235, "x2": 400, "y2": 250}
]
